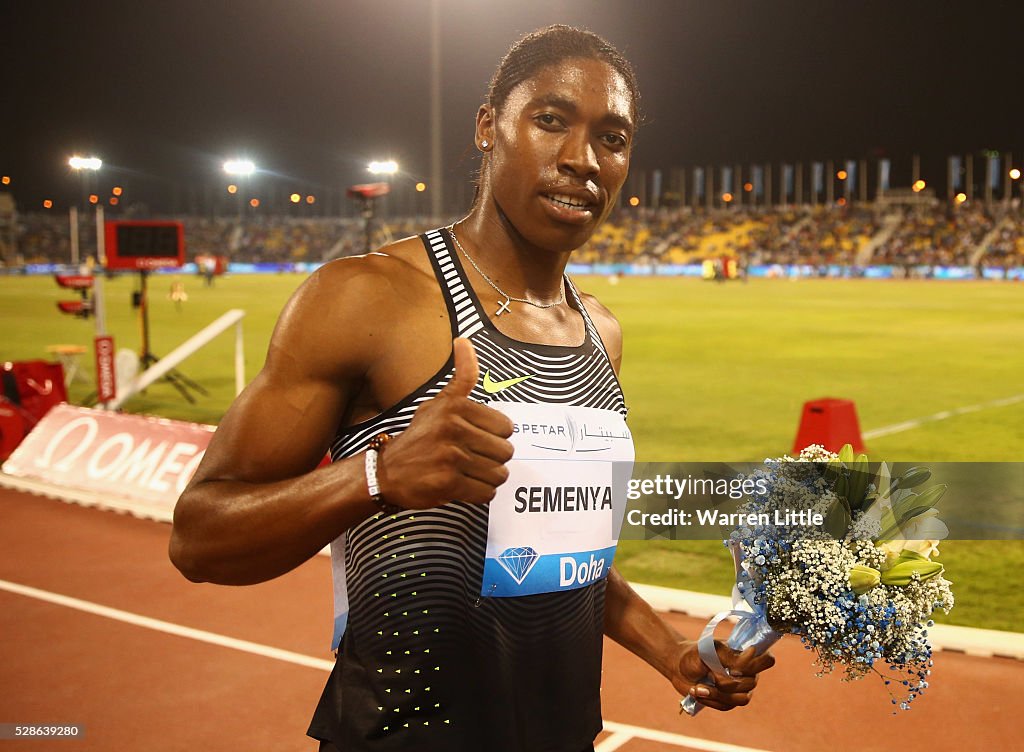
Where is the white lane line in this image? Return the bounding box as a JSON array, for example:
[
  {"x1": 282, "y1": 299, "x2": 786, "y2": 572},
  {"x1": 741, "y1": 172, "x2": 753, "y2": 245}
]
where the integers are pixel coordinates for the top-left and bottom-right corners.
[
  {"x1": 863, "y1": 393, "x2": 1024, "y2": 440},
  {"x1": 594, "y1": 731, "x2": 634, "y2": 752},
  {"x1": 602, "y1": 721, "x2": 773, "y2": 752},
  {"x1": 0, "y1": 578, "x2": 335, "y2": 671},
  {"x1": 1, "y1": 579, "x2": 774, "y2": 752}
]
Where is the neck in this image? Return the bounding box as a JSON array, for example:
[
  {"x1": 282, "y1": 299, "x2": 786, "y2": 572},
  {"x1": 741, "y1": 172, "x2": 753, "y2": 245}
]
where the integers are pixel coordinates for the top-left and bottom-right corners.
[{"x1": 455, "y1": 203, "x2": 572, "y2": 302}]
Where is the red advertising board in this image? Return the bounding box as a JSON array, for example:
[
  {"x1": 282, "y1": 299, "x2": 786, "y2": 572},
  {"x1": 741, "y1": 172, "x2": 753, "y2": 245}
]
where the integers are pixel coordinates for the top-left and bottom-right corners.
[
  {"x1": 2, "y1": 405, "x2": 215, "y2": 517},
  {"x1": 94, "y1": 335, "x2": 116, "y2": 402}
]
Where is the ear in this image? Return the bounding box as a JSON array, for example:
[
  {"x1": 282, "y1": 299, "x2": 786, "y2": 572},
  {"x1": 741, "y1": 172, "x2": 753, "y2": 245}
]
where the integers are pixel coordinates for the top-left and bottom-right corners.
[{"x1": 474, "y1": 104, "x2": 495, "y2": 151}]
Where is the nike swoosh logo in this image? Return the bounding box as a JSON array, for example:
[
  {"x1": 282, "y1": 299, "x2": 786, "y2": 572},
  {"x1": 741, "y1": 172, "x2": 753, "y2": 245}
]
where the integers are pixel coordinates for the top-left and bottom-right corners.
[{"x1": 482, "y1": 370, "x2": 534, "y2": 394}]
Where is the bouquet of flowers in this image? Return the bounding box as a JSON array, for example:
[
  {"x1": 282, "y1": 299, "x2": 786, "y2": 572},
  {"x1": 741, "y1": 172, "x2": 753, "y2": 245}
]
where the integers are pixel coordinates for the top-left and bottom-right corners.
[{"x1": 681, "y1": 444, "x2": 955, "y2": 715}]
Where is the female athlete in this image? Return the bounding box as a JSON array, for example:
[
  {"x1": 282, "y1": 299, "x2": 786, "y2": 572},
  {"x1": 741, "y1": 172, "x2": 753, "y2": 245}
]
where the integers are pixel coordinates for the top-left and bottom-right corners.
[{"x1": 170, "y1": 24, "x2": 773, "y2": 752}]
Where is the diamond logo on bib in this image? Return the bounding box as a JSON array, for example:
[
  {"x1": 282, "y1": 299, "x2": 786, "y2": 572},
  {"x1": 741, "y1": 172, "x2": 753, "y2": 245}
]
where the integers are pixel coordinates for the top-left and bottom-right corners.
[{"x1": 496, "y1": 546, "x2": 540, "y2": 584}]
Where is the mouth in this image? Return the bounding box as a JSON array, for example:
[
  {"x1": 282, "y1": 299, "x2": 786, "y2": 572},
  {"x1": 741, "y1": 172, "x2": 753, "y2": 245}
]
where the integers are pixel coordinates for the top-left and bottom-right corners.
[{"x1": 541, "y1": 192, "x2": 599, "y2": 223}]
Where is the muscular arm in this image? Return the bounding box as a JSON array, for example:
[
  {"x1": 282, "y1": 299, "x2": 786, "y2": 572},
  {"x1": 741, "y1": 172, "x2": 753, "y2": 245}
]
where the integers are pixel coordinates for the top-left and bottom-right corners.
[
  {"x1": 170, "y1": 249, "x2": 515, "y2": 587},
  {"x1": 168, "y1": 261, "x2": 388, "y2": 585}
]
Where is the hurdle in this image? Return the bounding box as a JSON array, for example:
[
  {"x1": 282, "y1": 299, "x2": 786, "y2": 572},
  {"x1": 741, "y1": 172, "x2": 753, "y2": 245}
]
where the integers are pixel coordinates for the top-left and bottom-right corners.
[{"x1": 108, "y1": 309, "x2": 246, "y2": 410}]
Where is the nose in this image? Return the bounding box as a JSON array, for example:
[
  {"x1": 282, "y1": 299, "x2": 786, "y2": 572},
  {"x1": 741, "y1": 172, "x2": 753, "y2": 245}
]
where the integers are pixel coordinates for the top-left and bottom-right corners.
[{"x1": 558, "y1": 130, "x2": 599, "y2": 179}]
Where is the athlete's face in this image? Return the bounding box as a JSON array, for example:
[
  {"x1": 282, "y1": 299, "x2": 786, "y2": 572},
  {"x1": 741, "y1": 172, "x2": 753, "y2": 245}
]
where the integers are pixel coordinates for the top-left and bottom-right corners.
[{"x1": 478, "y1": 57, "x2": 634, "y2": 252}]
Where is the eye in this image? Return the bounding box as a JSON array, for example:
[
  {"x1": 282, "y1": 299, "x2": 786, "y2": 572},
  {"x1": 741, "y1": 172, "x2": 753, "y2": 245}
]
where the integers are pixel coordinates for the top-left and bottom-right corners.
[
  {"x1": 600, "y1": 133, "x2": 629, "y2": 151},
  {"x1": 534, "y1": 113, "x2": 564, "y2": 129}
]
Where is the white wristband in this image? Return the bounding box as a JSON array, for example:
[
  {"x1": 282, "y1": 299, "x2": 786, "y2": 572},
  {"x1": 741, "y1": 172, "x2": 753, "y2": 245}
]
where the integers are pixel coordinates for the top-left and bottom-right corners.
[
  {"x1": 365, "y1": 446, "x2": 382, "y2": 499},
  {"x1": 365, "y1": 433, "x2": 398, "y2": 514}
]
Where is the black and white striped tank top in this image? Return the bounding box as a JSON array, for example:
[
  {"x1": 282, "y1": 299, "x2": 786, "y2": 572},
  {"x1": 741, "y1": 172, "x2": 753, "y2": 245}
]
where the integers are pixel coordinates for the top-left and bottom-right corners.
[{"x1": 308, "y1": 228, "x2": 627, "y2": 752}]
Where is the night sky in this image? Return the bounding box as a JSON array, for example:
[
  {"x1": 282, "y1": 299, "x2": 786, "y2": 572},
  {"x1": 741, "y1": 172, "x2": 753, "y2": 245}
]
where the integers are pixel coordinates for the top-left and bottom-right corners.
[{"x1": 5, "y1": 0, "x2": 1024, "y2": 213}]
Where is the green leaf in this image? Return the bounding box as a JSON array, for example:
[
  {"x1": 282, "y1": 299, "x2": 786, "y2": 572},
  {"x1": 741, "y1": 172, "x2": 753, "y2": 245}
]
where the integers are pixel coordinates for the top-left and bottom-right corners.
[
  {"x1": 823, "y1": 495, "x2": 852, "y2": 539},
  {"x1": 895, "y1": 466, "x2": 931, "y2": 490}
]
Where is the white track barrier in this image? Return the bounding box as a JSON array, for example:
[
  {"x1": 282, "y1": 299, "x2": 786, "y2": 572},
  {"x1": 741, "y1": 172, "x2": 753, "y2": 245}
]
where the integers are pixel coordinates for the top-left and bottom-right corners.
[{"x1": 109, "y1": 309, "x2": 246, "y2": 409}]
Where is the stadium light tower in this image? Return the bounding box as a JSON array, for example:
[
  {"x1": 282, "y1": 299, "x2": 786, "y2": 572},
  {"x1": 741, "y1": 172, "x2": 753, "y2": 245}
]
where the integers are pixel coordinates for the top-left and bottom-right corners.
[
  {"x1": 430, "y1": 0, "x2": 442, "y2": 219},
  {"x1": 365, "y1": 160, "x2": 399, "y2": 221},
  {"x1": 68, "y1": 155, "x2": 104, "y2": 266},
  {"x1": 223, "y1": 159, "x2": 256, "y2": 220},
  {"x1": 67, "y1": 154, "x2": 111, "y2": 377}
]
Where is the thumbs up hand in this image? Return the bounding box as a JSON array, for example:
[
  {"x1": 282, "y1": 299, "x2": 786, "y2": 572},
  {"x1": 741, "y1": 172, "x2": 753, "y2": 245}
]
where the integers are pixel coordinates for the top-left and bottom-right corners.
[
  {"x1": 373, "y1": 338, "x2": 515, "y2": 510},
  {"x1": 443, "y1": 336, "x2": 481, "y2": 399}
]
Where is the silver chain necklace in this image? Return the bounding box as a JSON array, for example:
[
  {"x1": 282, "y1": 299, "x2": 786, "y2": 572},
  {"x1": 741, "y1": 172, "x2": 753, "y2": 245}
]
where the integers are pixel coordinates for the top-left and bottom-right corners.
[{"x1": 448, "y1": 224, "x2": 565, "y2": 317}]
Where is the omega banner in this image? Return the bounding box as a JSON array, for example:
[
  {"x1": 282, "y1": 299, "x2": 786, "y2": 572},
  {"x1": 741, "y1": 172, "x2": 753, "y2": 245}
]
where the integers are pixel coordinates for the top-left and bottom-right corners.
[
  {"x1": 94, "y1": 335, "x2": 116, "y2": 402},
  {"x1": 1, "y1": 404, "x2": 214, "y2": 517}
]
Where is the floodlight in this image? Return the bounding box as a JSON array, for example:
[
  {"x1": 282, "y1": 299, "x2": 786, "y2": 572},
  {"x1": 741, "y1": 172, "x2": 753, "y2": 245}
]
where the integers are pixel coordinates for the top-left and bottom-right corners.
[
  {"x1": 223, "y1": 159, "x2": 256, "y2": 176},
  {"x1": 368, "y1": 160, "x2": 399, "y2": 175},
  {"x1": 69, "y1": 156, "x2": 102, "y2": 171}
]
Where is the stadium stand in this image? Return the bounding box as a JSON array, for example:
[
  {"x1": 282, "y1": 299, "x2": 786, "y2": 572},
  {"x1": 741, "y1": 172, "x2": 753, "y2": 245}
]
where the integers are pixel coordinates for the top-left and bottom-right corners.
[{"x1": 7, "y1": 204, "x2": 1023, "y2": 274}]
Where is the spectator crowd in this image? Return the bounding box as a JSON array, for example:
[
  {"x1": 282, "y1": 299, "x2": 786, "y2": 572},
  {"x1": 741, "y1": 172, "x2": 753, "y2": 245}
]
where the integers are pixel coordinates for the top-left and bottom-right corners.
[{"x1": 6, "y1": 203, "x2": 1024, "y2": 274}]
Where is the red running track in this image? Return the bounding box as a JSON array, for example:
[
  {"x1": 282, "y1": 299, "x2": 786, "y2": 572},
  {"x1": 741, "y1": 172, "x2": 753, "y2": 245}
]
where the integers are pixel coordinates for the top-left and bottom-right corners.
[{"x1": 0, "y1": 487, "x2": 1020, "y2": 751}]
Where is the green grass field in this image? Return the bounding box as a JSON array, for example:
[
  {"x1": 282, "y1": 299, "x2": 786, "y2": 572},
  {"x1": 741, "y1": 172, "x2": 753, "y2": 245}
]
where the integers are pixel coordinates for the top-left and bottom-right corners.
[{"x1": 3, "y1": 272, "x2": 1023, "y2": 629}]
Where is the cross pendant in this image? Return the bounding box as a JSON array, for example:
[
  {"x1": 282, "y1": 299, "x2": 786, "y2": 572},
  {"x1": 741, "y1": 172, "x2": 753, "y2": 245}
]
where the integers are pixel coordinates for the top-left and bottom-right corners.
[{"x1": 495, "y1": 298, "x2": 511, "y2": 316}]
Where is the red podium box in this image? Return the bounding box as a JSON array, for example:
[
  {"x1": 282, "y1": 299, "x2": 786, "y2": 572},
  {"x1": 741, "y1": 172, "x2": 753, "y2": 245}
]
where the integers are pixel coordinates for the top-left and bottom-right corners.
[
  {"x1": 0, "y1": 360, "x2": 68, "y2": 460},
  {"x1": 792, "y1": 397, "x2": 865, "y2": 454},
  {"x1": 0, "y1": 401, "x2": 26, "y2": 461},
  {"x1": 1, "y1": 361, "x2": 68, "y2": 425}
]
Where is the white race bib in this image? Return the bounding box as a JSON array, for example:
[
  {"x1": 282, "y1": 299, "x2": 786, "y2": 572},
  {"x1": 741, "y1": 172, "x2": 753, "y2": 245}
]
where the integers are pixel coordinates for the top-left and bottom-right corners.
[{"x1": 480, "y1": 402, "x2": 634, "y2": 598}]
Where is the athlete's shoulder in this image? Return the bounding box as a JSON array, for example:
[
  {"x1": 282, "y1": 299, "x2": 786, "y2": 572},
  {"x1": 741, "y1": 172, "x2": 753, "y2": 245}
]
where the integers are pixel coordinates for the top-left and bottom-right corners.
[
  {"x1": 267, "y1": 234, "x2": 441, "y2": 377},
  {"x1": 312, "y1": 234, "x2": 434, "y2": 295}
]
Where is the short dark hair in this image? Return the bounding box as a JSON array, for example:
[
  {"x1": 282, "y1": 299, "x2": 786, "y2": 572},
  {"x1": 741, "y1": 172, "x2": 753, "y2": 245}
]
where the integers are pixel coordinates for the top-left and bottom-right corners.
[{"x1": 487, "y1": 24, "x2": 641, "y2": 128}]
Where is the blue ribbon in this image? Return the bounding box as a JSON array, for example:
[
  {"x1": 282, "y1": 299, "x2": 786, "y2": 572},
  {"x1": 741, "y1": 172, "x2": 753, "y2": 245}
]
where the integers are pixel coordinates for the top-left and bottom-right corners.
[{"x1": 681, "y1": 543, "x2": 782, "y2": 716}]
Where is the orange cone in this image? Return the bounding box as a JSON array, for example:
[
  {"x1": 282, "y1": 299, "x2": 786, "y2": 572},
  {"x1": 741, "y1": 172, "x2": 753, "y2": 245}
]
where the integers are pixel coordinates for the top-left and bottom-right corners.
[{"x1": 792, "y1": 397, "x2": 865, "y2": 454}]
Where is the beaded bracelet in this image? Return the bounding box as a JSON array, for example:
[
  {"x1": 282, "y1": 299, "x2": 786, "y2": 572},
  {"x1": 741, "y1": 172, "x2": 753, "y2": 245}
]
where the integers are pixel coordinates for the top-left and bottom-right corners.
[{"x1": 365, "y1": 433, "x2": 401, "y2": 515}]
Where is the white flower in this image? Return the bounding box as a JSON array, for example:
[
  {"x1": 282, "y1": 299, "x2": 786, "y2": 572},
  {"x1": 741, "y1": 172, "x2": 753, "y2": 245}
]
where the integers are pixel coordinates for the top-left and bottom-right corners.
[
  {"x1": 878, "y1": 509, "x2": 948, "y2": 563},
  {"x1": 900, "y1": 509, "x2": 949, "y2": 542}
]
